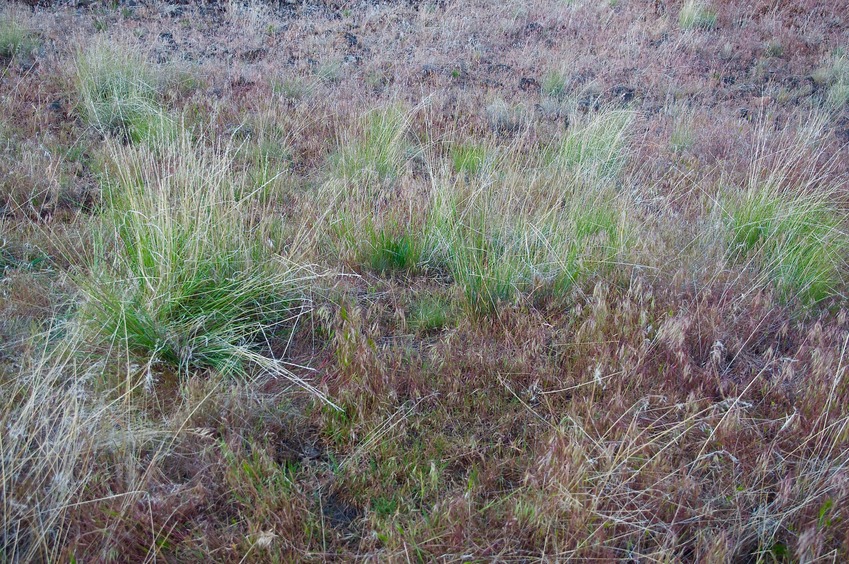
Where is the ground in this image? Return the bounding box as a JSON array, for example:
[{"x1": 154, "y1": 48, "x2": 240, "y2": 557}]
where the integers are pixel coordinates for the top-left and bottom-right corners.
[{"x1": 1, "y1": 0, "x2": 849, "y2": 561}]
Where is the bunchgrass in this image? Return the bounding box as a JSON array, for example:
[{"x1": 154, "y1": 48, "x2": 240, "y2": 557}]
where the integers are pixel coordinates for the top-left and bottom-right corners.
[
  {"x1": 332, "y1": 106, "x2": 412, "y2": 186},
  {"x1": 425, "y1": 152, "x2": 629, "y2": 315},
  {"x1": 725, "y1": 113, "x2": 848, "y2": 305},
  {"x1": 0, "y1": 16, "x2": 37, "y2": 60},
  {"x1": 235, "y1": 108, "x2": 296, "y2": 205},
  {"x1": 679, "y1": 1, "x2": 718, "y2": 31},
  {"x1": 821, "y1": 51, "x2": 849, "y2": 109},
  {"x1": 450, "y1": 143, "x2": 488, "y2": 176},
  {"x1": 541, "y1": 70, "x2": 568, "y2": 99},
  {"x1": 555, "y1": 109, "x2": 633, "y2": 180},
  {"x1": 409, "y1": 295, "x2": 453, "y2": 333},
  {"x1": 79, "y1": 127, "x2": 333, "y2": 404},
  {"x1": 365, "y1": 226, "x2": 421, "y2": 274},
  {"x1": 74, "y1": 38, "x2": 172, "y2": 143},
  {"x1": 728, "y1": 186, "x2": 847, "y2": 305}
]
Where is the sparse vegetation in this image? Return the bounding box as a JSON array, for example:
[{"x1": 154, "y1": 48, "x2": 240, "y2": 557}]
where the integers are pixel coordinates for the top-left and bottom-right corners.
[{"x1": 2, "y1": 0, "x2": 849, "y2": 561}]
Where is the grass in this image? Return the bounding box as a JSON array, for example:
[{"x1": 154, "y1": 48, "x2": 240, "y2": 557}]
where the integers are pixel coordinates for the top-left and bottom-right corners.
[
  {"x1": 678, "y1": 1, "x2": 718, "y2": 31},
  {"x1": 0, "y1": 333, "x2": 96, "y2": 562},
  {"x1": 2, "y1": 2, "x2": 849, "y2": 561},
  {"x1": 555, "y1": 109, "x2": 633, "y2": 180},
  {"x1": 74, "y1": 38, "x2": 172, "y2": 143},
  {"x1": 364, "y1": 226, "x2": 421, "y2": 274},
  {"x1": 426, "y1": 153, "x2": 629, "y2": 315},
  {"x1": 78, "y1": 127, "x2": 332, "y2": 403},
  {"x1": 332, "y1": 106, "x2": 413, "y2": 186},
  {"x1": 0, "y1": 16, "x2": 37, "y2": 60},
  {"x1": 409, "y1": 295, "x2": 453, "y2": 333},
  {"x1": 820, "y1": 51, "x2": 849, "y2": 109},
  {"x1": 728, "y1": 186, "x2": 847, "y2": 305},
  {"x1": 724, "y1": 114, "x2": 848, "y2": 305},
  {"x1": 541, "y1": 70, "x2": 568, "y2": 99},
  {"x1": 449, "y1": 143, "x2": 488, "y2": 176}
]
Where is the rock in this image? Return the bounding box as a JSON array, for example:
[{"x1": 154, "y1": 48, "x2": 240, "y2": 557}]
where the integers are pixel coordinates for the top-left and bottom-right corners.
[
  {"x1": 519, "y1": 77, "x2": 540, "y2": 92},
  {"x1": 161, "y1": 4, "x2": 184, "y2": 18},
  {"x1": 577, "y1": 94, "x2": 600, "y2": 113},
  {"x1": 610, "y1": 85, "x2": 635, "y2": 104},
  {"x1": 240, "y1": 48, "x2": 267, "y2": 63},
  {"x1": 159, "y1": 32, "x2": 177, "y2": 50}
]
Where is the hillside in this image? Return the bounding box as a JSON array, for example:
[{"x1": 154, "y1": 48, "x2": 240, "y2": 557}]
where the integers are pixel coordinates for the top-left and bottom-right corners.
[{"x1": 2, "y1": 0, "x2": 849, "y2": 560}]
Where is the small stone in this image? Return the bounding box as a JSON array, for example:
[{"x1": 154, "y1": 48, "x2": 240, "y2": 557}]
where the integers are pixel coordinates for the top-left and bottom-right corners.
[{"x1": 519, "y1": 77, "x2": 540, "y2": 92}]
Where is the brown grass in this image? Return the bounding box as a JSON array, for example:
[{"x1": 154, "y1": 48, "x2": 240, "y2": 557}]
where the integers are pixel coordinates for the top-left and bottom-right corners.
[{"x1": 1, "y1": 0, "x2": 848, "y2": 561}]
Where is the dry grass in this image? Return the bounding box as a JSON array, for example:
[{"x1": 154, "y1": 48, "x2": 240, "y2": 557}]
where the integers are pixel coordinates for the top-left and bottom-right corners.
[{"x1": 1, "y1": 0, "x2": 848, "y2": 560}]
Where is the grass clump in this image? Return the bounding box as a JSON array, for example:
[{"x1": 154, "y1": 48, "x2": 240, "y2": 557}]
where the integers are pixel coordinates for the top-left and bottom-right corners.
[
  {"x1": 410, "y1": 295, "x2": 453, "y2": 333},
  {"x1": 272, "y1": 76, "x2": 315, "y2": 101},
  {"x1": 80, "y1": 128, "x2": 329, "y2": 401},
  {"x1": 426, "y1": 167, "x2": 628, "y2": 315},
  {"x1": 450, "y1": 143, "x2": 488, "y2": 175},
  {"x1": 678, "y1": 1, "x2": 718, "y2": 31},
  {"x1": 0, "y1": 16, "x2": 38, "y2": 59},
  {"x1": 541, "y1": 70, "x2": 568, "y2": 99},
  {"x1": 813, "y1": 51, "x2": 849, "y2": 109},
  {"x1": 332, "y1": 107, "x2": 412, "y2": 186},
  {"x1": 555, "y1": 109, "x2": 633, "y2": 180},
  {"x1": 74, "y1": 38, "x2": 172, "y2": 143},
  {"x1": 728, "y1": 186, "x2": 847, "y2": 305},
  {"x1": 365, "y1": 227, "x2": 421, "y2": 274},
  {"x1": 331, "y1": 213, "x2": 422, "y2": 275}
]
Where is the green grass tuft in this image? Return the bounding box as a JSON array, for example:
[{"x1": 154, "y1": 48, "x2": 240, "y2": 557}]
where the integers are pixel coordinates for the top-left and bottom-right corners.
[
  {"x1": 409, "y1": 295, "x2": 453, "y2": 333},
  {"x1": 332, "y1": 107, "x2": 412, "y2": 186},
  {"x1": 74, "y1": 39, "x2": 172, "y2": 143},
  {"x1": 728, "y1": 187, "x2": 847, "y2": 305},
  {"x1": 556, "y1": 109, "x2": 633, "y2": 180},
  {"x1": 0, "y1": 17, "x2": 38, "y2": 59},
  {"x1": 425, "y1": 166, "x2": 628, "y2": 315},
  {"x1": 364, "y1": 226, "x2": 421, "y2": 274},
  {"x1": 79, "y1": 128, "x2": 331, "y2": 403},
  {"x1": 821, "y1": 52, "x2": 849, "y2": 109},
  {"x1": 679, "y1": 1, "x2": 718, "y2": 31},
  {"x1": 450, "y1": 143, "x2": 488, "y2": 175},
  {"x1": 541, "y1": 71, "x2": 568, "y2": 99}
]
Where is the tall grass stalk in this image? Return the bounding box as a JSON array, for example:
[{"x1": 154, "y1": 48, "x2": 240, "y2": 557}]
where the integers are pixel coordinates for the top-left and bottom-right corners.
[{"x1": 0, "y1": 325, "x2": 104, "y2": 562}]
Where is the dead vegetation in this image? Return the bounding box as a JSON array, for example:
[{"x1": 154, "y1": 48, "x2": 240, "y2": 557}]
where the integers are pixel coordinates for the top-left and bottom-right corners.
[{"x1": 1, "y1": 0, "x2": 849, "y2": 561}]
